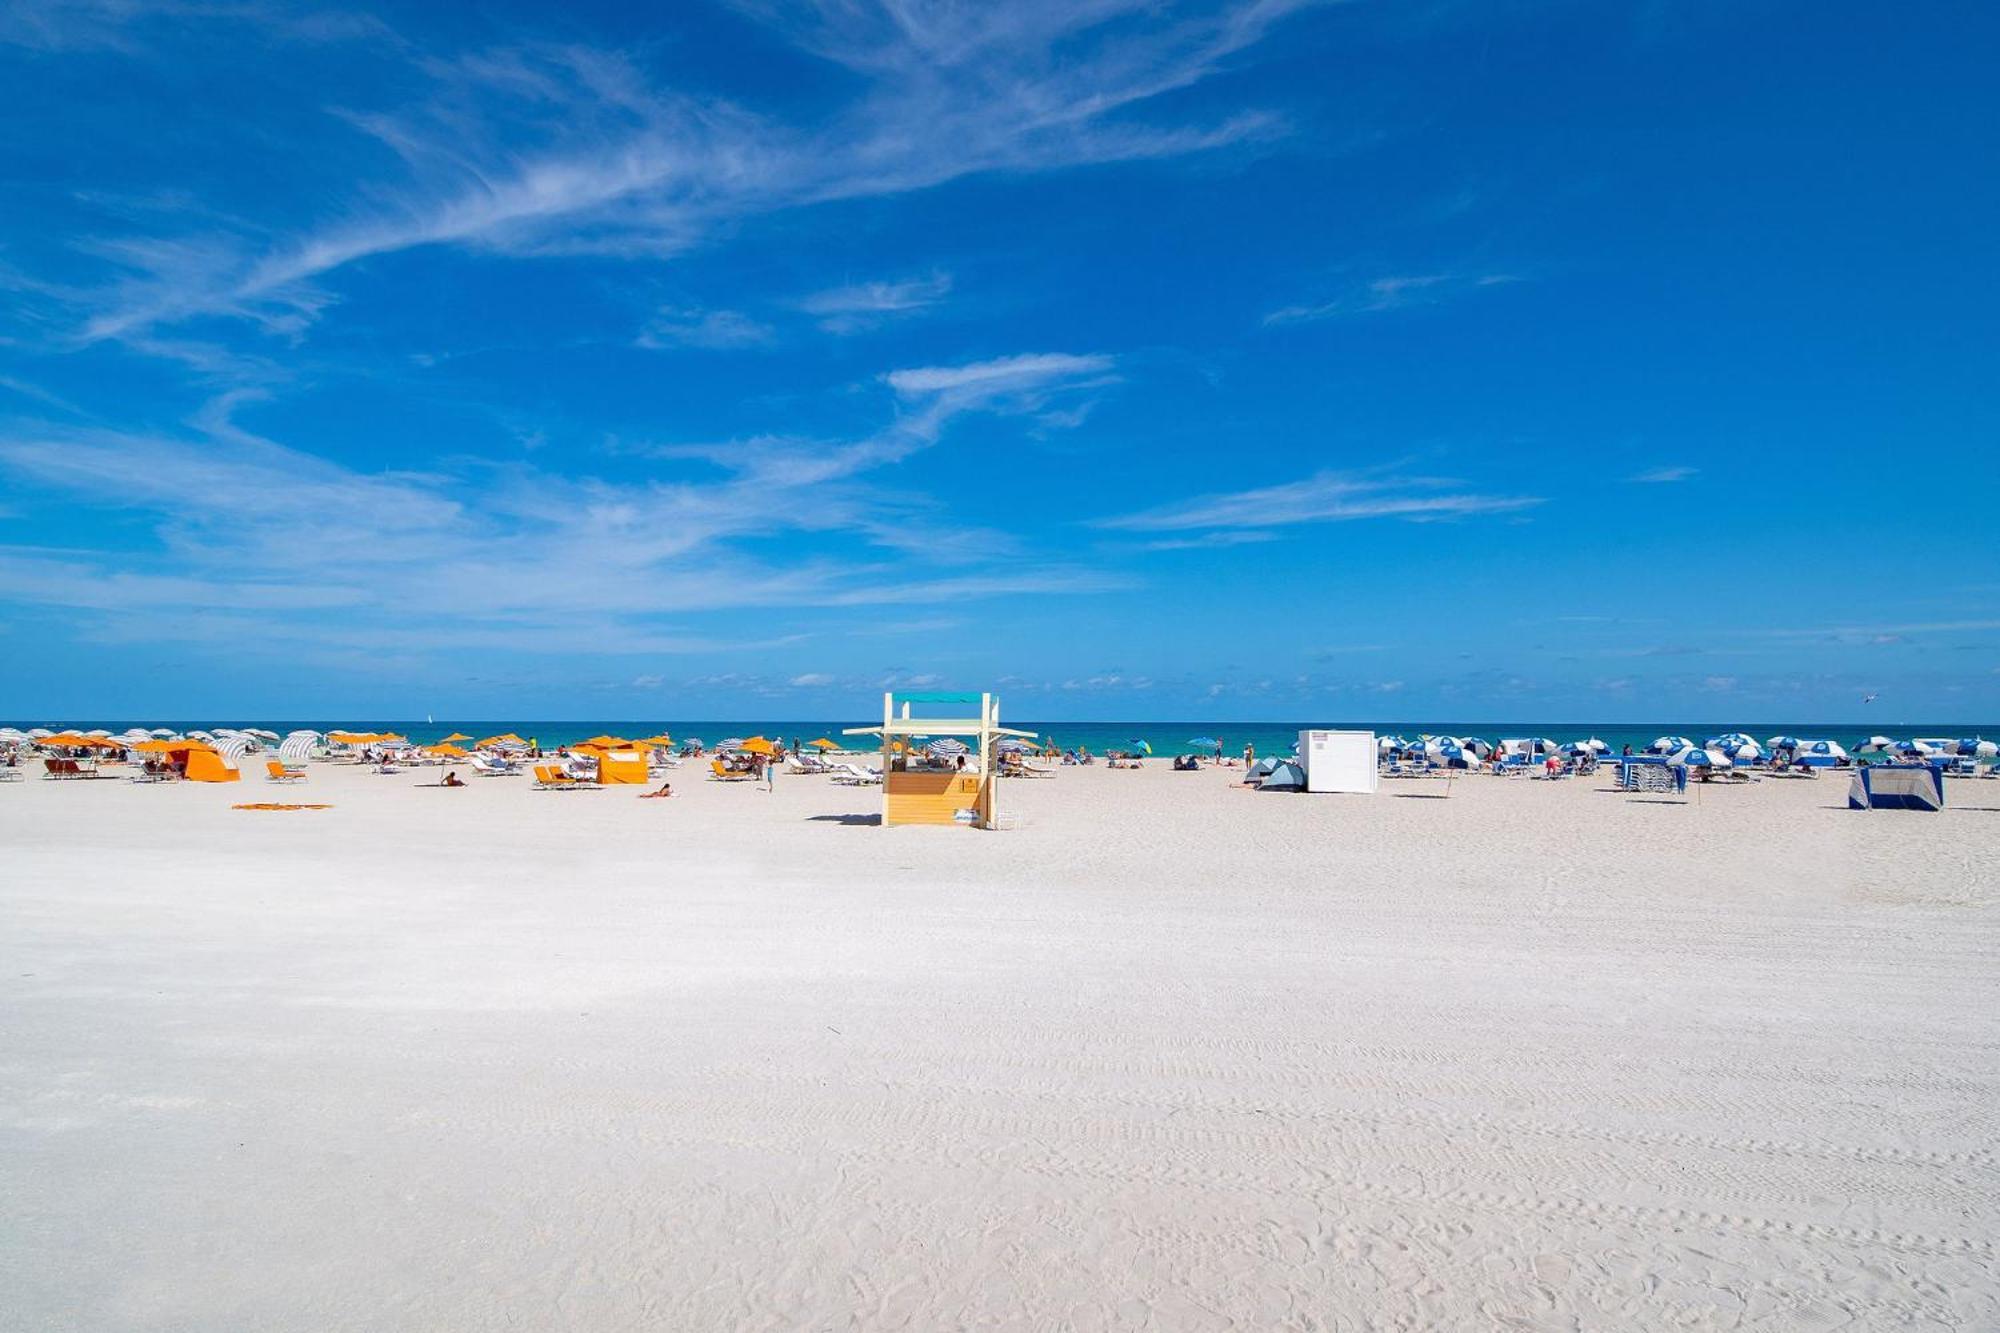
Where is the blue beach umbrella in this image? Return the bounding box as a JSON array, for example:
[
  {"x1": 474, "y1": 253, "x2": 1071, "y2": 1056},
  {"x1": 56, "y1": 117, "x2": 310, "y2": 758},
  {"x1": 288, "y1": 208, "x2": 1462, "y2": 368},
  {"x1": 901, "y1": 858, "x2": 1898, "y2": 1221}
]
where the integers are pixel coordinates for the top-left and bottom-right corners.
[
  {"x1": 1650, "y1": 736, "x2": 1695, "y2": 755},
  {"x1": 1128, "y1": 739, "x2": 1152, "y2": 756},
  {"x1": 1186, "y1": 736, "x2": 1220, "y2": 749},
  {"x1": 925, "y1": 738, "x2": 969, "y2": 757}
]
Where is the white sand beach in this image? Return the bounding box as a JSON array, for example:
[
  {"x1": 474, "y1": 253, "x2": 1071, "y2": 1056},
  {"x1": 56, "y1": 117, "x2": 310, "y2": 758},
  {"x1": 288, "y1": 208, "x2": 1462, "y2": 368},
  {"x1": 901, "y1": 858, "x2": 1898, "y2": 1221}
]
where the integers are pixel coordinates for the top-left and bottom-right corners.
[{"x1": 4, "y1": 762, "x2": 1997, "y2": 1329}]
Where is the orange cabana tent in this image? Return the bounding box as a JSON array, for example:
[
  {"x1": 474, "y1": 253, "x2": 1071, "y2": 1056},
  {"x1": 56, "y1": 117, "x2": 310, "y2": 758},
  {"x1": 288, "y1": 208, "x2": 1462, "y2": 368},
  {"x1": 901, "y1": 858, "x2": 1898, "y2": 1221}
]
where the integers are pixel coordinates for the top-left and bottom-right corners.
[
  {"x1": 186, "y1": 748, "x2": 240, "y2": 782},
  {"x1": 133, "y1": 738, "x2": 238, "y2": 782},
  {"x1": 573, "y1": 742, "x2": 647, "y2": 784}
]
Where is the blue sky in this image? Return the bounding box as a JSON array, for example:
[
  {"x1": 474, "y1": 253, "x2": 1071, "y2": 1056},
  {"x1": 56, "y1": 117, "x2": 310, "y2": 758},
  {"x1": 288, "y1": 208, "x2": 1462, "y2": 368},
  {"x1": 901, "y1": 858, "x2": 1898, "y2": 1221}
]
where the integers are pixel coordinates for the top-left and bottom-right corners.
[{"x1": 2, "y1": 0, "x2": 1996, "y2": 722}]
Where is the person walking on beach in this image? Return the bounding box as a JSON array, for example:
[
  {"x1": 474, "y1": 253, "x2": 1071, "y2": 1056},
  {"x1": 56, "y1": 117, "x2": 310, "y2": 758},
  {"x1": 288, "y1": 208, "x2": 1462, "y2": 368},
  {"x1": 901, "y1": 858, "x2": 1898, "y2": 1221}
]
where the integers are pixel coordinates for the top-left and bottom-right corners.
[{"x1": 764, "y1": 752, "x2": 777, "y2": 793}]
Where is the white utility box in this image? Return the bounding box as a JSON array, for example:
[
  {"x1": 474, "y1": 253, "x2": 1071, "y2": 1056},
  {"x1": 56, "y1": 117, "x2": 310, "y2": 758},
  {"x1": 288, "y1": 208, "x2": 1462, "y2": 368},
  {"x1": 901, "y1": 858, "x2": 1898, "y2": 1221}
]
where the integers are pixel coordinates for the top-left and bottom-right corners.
[{"x1": 1300, "y1": 730, "x2": 1377, "y2": 794}]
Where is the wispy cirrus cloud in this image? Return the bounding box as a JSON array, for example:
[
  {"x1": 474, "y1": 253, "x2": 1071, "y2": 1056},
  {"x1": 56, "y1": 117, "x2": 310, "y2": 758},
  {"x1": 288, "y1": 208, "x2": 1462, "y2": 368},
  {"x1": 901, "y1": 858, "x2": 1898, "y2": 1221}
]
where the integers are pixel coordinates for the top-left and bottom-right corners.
[
  {"x1": 797, "y1": 272, "x2": 952, "y2": 334},
  {"x1": 0, "y1": 349, "x2": 1124, "y2": 648},
  {"x1": 636, "y1": 306, "x2": 775, "y2": 350},
  {"x1": 61, "y1": 2, "x2": 1310, "y2": 345},
  {"x1": 1629, "y1": 465, "x2": 1698, "y2": 483},
  {"x1": 1102, "y1": 467, "x2": 1542, "y2": 532},
  {"x1": 1265, "y1": 272, "x2": 1521, "y2": 325}
]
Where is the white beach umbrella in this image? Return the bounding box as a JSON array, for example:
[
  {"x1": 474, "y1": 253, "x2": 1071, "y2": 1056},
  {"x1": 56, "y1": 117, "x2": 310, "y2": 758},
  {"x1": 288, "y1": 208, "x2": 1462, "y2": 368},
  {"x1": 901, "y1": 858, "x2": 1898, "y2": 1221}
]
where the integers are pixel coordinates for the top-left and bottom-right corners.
[
  {"x1": 1649, "y1": 735, "x2": 1693, "y2": 754},
  {"x1": 150, "y1": 728, "x2": 175, "y2": 737},
  {"x1": 1860, "y1": 735, "x2": 1895, "y2": 753},
  {"x1": 27, "y1": 728, "x2": 53, "y2": 738}
]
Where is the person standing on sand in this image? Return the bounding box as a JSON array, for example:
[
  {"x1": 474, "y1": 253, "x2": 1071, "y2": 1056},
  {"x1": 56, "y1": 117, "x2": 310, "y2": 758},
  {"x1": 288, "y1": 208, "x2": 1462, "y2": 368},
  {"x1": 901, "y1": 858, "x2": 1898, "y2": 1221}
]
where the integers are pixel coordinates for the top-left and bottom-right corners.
[
  {"x1": 1243, "y1": 742, "x2": 1255, "y2": 768},
  {"x1": 764, "y1": 752, "x2": 777, "y2": 793}
]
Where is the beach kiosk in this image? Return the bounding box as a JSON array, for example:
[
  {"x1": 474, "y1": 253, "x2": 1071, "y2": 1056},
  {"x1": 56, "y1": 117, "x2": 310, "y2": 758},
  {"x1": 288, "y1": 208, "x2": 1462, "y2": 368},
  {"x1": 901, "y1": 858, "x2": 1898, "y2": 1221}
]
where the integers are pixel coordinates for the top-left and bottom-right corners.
[{"x1": 843, "y1": 691, "x2": 1034, "y2": 829}]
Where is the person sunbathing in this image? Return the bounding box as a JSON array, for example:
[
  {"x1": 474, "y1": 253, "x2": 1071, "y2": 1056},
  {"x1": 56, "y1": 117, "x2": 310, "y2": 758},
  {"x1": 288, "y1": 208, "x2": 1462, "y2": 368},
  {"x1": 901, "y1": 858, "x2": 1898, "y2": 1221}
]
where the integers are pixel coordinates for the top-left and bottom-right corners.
[
  {"x1": 442, "y1": 771, "x2": 465, "y2": 787},
  {"x1": 640, "y1": 781, "x2": 674, "y2": 799}
]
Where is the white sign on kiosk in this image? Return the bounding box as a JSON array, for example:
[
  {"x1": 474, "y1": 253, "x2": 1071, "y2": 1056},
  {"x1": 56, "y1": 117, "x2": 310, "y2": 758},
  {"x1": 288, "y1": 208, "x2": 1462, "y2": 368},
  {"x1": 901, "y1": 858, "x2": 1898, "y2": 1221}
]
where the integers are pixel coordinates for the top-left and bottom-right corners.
[{"x1": 1300, "y1": 730, "x2": 1377, "y2": 794}]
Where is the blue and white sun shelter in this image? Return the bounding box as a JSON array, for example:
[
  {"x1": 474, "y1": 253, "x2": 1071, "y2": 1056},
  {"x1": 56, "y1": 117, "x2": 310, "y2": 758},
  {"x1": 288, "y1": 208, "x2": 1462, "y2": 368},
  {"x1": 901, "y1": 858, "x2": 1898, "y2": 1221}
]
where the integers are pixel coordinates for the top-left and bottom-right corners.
[{"x1": 1849, "y1": 764, "x2": 1945, "y2": 811}]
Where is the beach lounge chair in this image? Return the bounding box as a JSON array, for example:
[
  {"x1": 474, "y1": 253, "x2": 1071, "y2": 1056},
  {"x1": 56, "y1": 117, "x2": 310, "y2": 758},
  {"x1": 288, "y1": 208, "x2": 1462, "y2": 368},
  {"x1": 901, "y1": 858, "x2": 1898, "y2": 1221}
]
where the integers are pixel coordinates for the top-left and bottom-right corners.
[
  {"x1": 469, "y1": 755, "x2": 517, "y2": 777},
  {"x1": 265, "y1": 759, "x2": 306, "y2": 783},
  {"x1": 0, "y1": 766, "x2": 22, "y2": 782},
  {"x1": 532, "y1": 765, "x2": 593, "y2": 790},
  {"x1": 710, "y1": 758, "x2": 755, "y2": 782},
  {"x1": 830, "y1": 763, "x2": 883, "y2": 786}
]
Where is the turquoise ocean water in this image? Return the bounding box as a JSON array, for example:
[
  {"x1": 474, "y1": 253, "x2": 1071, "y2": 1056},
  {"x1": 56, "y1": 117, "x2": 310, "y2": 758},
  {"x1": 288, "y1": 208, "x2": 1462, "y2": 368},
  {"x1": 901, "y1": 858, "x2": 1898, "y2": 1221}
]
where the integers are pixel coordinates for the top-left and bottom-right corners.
[{"x1": 12, "y1": 719, "x2": 1993, "y2": 755}]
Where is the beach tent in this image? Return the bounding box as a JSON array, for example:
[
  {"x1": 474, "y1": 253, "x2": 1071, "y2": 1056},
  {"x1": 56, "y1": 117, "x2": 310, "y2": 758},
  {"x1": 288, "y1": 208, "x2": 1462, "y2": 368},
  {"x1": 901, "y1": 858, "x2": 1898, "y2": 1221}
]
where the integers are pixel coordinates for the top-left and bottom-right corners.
[
  {"x1": 1246, "y1": 756, "x2": 1281, "y2": 780},
  {"x1": 574, "y1": 745, "x2": 646, "y2": 784},
  {"x1": 1848, "y1": 765, "x2": 1944, "y2": 811},
  {"x1": 139, "y1": 739, "x2": 239, "y2": 782},
  {"x1": 1258, "y1": 760, "x2": 1306, "y2": 791}
]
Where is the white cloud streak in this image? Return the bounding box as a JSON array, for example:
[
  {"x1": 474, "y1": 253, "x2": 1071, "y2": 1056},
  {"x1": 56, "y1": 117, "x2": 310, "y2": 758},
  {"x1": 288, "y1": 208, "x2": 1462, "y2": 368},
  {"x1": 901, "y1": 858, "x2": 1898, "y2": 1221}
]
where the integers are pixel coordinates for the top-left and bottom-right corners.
[
  {"x1": 1265, "y1": 272, "x2": 1520, "y2": 325},
  {"x1": 1102, "y1": 468, "x2": 1542, "y2": 532},
  {"x1": 797, "y1": 272, "x2": 952, "y2": 334}
]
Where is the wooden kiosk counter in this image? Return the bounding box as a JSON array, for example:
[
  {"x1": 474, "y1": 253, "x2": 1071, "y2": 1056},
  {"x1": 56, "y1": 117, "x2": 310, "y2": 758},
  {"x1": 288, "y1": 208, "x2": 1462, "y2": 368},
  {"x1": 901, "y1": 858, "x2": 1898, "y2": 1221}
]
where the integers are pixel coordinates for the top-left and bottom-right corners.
[{"x1": 843, "y1": 691, "x2": 1035, "y2": 830}]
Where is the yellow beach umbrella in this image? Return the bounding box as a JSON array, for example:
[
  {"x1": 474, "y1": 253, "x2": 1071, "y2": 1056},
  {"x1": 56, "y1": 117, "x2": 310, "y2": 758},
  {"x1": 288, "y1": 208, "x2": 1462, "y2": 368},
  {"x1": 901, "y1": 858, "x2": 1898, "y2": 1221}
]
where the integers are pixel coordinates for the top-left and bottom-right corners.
[
  {"x1": 437, "y1": 732, "x2": 473, "y2": 744},
  {"x1": 809, "y1": 737, "x2": 838, "y2": 750},
  {"x1": 740, "y1": 736, "x2": 777, "y2": 755},
  {"x1": 580, "y1": 735, "x2": 629, "y2": 749},
  {"x1": 635, "y1": 734, "x2": 675, "y2": 747},
  {"x1": 475, "y1": 733, "x2": 525, "y2": 748},
  {"x1": 427, "y1": 743, "x2": 468, "y2": 758}
]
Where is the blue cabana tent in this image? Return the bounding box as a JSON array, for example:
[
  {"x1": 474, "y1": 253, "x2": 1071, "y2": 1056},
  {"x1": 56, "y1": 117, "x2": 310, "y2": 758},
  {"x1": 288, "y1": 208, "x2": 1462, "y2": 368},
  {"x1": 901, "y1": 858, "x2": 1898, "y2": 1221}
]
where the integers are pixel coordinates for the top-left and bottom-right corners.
[{"x1": 1849, "y1": 765, "x2": 1944, "y2": 811}]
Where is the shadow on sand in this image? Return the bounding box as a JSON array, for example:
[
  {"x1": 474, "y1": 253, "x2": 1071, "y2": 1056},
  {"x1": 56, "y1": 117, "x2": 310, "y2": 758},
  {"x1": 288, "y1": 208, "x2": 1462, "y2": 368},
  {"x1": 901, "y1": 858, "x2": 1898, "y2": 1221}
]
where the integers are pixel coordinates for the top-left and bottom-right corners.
[{"x1": 807, "y1": 813, "x2": 882, "y2": 826}]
